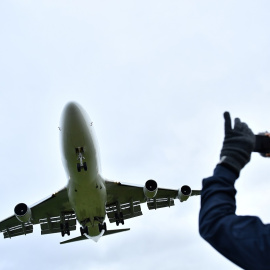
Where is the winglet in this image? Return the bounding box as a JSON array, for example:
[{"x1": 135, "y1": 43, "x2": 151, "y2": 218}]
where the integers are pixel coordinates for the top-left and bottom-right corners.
[{"x1": 60, "y1": 228, "x2": 130, "y2": 244}]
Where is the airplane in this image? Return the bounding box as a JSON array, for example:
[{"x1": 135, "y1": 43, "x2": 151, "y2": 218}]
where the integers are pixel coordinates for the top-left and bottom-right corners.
[{"x1": 0, "y1": 102, "x2": 201, "y2": 244}]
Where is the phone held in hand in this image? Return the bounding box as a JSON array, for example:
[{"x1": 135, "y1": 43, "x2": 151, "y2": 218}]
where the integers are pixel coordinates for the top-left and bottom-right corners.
[{"x1": 254, "y1": 134, "x2": 270, "y2": 156}]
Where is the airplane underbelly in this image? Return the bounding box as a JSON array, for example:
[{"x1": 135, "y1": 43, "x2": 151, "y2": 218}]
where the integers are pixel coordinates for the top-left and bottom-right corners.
[
  {"x1": 68, "y1": 175, "x2": 107, "y2": 237},
  {"x1": 71, "y1": 186, "x2": 106, "y2": 220}
]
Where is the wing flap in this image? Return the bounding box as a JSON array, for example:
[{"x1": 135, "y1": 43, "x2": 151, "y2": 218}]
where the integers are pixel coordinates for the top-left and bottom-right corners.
[
  {"x1": 3, "y1": 223, "x2": 33, "y2": 239},
  {"x1": 106, "y1": 201, "x2": 143, "y2": 223},
  {"x1": 147, "y1": 197, "x2": 175, "y2": 210},
  {"x1": 41, "y1": 226, "x2": 76, "y2": 235},
  {"x1": 40, "y1": 212, "x2": 76, "y2": 235}
]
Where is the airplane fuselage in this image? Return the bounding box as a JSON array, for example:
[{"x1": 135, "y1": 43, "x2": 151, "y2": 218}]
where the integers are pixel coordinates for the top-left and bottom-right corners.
[{"x1": 60, "y1": 102, "x2": 106, "y2": 237}]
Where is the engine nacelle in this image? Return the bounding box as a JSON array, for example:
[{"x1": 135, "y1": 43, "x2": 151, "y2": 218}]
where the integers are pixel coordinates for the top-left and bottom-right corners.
[
  {"x1": 14, "y1": 203, "x2": 32, "y2": 223},
  {"x1": 178, "y1": 185, "x2": 192, "y2": 202},
  {"x1": 143, "y1": 179, "x2": 158, "y2": 199}
]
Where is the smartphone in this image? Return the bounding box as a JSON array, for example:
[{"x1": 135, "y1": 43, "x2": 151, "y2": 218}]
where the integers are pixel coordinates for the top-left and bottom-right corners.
[{"x1": 254, "y1": 135, "x2": 270, "y2": 153}]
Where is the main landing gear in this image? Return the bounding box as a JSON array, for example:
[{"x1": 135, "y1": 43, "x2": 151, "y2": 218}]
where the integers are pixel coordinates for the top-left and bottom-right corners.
[
  {"x1": 115, "y1": 212, "x2": 124, "y2": 226},
  {"x1": 80, "y1": 226, "x2": 89, "y2": 236},
  {"x1": 80, "y1": 222, "x2": 107, "y2": 236},
  {"x1": 76, "y1": 147, "x2": 87, "y2": 172},
  {"x1": 60, "y1": 222, "x2": 70, "y2": 237},
  {"x1": 98, "y1": 222, "x2": 107, "y2": 233}
]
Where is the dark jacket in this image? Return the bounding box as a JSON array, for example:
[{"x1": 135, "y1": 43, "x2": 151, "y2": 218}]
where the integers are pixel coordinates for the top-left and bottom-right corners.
[{"x1": 199, "y1": 165, "x2": 270, "y2": 270}]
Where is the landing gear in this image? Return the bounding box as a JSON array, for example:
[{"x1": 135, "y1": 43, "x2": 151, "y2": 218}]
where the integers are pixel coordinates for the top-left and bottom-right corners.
[
  {"x1": 115, "y1": 212, "x2": 124, "y2": 226},
  {"x1": 60, "y1": 222, "x2": 70, "y2": 237},
  {"x1": 80, "y1": 226, "x2": 89, "y2": 236},
  {"x1": 120, "y1": 212, "x2": 124, "y2": 225},
  {"x1": 76, "y1": 147, "x2": 87, "y2": 172},
  {"x1": 98, "y1": 222, "x2": 107, "y2": 233}
]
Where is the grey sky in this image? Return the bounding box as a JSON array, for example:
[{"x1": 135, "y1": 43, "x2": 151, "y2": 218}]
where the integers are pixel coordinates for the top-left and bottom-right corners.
[{"x1": 1, "y1": 1, "x2": 270, "y2": 269}]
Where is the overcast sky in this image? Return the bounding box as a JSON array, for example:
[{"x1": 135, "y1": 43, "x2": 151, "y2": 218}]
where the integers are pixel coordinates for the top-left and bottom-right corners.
[{"x1": 1, "y1": 1, "x2": 270, "y2": 269}]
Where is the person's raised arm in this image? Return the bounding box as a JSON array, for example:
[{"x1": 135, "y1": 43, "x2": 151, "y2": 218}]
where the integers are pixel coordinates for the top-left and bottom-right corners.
[{"x1": 199, "y1": 112, "x2": 270, "y2": 270}]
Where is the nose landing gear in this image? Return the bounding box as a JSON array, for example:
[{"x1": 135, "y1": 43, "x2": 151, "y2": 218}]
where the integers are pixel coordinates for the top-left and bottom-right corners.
[{"x1": 76, "y1": 147, "x2": 87, "y2": 172}]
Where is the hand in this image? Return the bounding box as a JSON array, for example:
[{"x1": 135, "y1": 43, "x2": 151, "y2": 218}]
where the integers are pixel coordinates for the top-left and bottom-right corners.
[{"x1": 219, "y1": 112, "x2": 255, "y2": 176}]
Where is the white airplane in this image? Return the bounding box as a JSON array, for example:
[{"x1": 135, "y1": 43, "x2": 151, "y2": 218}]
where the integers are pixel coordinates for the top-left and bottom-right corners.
[{"x1": 0, "y1": 102, "x2": 201, "y2": 244}]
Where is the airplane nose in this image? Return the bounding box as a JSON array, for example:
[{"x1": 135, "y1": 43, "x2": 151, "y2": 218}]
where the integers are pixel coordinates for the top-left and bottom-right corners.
[
  {"x1": 64, "y1": 102, "x2": 81, "y2": 118},
  {"x1": 61, "y1": 102, "x2": 85, "y2": 131}
]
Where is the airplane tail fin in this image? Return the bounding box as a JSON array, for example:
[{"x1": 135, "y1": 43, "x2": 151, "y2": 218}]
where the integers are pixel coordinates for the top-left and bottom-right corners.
[{"x1": 60, "y1": 228, "x2": 130, "y2": 244}]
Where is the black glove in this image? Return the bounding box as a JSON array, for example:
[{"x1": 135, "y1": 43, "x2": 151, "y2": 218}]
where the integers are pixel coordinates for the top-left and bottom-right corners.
[{"x1": 219, "y1": 112, "x2": 255, "y2": 177}]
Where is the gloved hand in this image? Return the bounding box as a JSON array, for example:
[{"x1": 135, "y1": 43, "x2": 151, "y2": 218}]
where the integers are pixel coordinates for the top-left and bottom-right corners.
[{"x1": 219, "y1": 112, "x2": 255, "y2": 177}]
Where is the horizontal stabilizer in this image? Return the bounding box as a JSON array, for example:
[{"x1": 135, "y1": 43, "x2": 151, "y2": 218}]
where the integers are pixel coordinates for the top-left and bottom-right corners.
[
  {"x1": 104, "y1": 228, "x2": 130, "y2": 236},
  {"x1": 60, "y1": 228, "x2": 130, "y2": 244}
]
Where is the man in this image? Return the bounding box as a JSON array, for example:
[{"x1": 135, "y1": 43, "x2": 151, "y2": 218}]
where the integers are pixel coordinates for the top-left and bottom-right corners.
[{"x1": 199, "y1": 112, "x2": 270, "y2": 270}]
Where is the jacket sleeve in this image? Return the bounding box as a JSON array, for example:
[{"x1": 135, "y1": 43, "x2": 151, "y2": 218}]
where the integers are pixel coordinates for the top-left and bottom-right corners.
[{"x1": 199, "y1": 165, "x2": 270, "y2": 270}]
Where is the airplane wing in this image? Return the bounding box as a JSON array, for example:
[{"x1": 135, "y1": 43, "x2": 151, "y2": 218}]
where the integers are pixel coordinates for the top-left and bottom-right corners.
[
  {"x1": 105, "y1": 180, "x2": 201, "y2": 225},
  {"x1": 0, "y1": 187, "x2": 75, "y2": 239}
]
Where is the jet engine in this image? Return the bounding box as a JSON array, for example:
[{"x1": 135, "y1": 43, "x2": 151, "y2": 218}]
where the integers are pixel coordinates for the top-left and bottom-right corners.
[
  {"x1": 178, "y1": 185, "x2": 192, "y2": 202},
  {"x1": 14, "y1": 203, "x2": 32, "y2": 223},
  {"x1": 143, "y1": 179, "x2": 158, "y2": 199}
]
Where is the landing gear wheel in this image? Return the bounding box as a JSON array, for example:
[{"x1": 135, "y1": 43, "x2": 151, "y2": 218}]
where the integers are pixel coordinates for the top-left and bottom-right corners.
[
  {"x1": 77, "y1": 163, "x2": 81, "y2": 172},
  {"x1": 98, "y1": 222, "x2": 107, "y2": 232},
  {"x1": 115, "y1": 212, "x2": 124, "y2": 226},
  {"x1": 65, "y1": 222, "x2": 70, "y2": 236},
  {"x1": 80, "y1": 226, "x2": 89, "y2": 236},
  {"x1": 120, "y1": 212, "x2": 124, "y2": 225},
  {"x1": 115, "y1": 213, "x2": 120, "y2": 226},
  {"x1": 60, "y1": 222, "x2": 70, "y2": 237},
  {"x1": 83, "y1": 162, "x2": 87, "y2": 171},
  {"x1": 60, "y1": 223, "x2": 65, "y2": 237}
]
